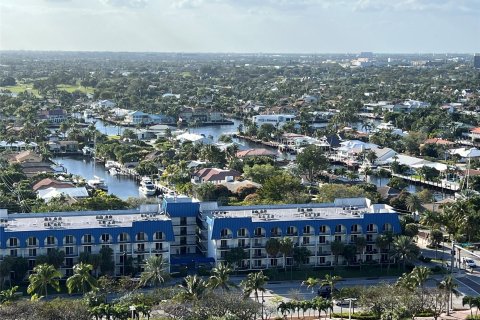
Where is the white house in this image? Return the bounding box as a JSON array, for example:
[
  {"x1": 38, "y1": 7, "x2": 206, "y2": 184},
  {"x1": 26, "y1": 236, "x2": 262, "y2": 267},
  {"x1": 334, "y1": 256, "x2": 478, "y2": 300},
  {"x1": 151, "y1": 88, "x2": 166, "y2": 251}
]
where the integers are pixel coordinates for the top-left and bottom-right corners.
[
  {"x1": 175, "y1": 132, "x2": 213, "y2": 145},
  {"x1": 252, "y1": 114, "x2": 296, "y2": 128},
  {"x1": 37, "y1": 186, "x2": 89, "y2": 202},
  {"x1": 91, "y1": 100, "x2": 116, "y2": 109}
]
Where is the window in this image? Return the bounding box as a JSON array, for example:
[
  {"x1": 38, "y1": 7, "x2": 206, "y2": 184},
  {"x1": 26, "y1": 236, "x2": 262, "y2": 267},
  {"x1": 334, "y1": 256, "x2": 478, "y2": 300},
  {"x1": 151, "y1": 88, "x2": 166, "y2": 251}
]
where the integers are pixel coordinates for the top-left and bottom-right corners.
[
  {"x1": 302, "y1": 237, "x2": 310, "y2": 245},
  {"x1": 119, "y1": 244, "x2": 128, "y2": 252},
  {"x1": 351, "y1": 225, "x2": 359, "y2": 233},
  {"x1": 28, "y1": 260, "x2": 35, "y2": 269},
  {"x1": 238, "y1": 228, "x2": 247, "y2": 237},
  {"x1": 220, "y1": 229, "x2": 231, "y2": 238},
  {"x1": 65, "y1": 258, "x2": 74, "y2": 267},
  {"x1": 28, "y1": 248, "x2": 37, "y2": 257},
  {"x1": 27, "y1": 237, "x2": 37, "y2": 246},
  {"x1": 65, "y1": 247, "x2": 74, "y2": 255},
  {"x1": 319, "y1": 226, "x2": 327, "y2": 234},
  {"x1": 10, "y1": 249, "x2": 17, "y2": 257},
  {"x1": 383, "y1": 223, "x2": 393, "y2": 232},
  {"x1": 220, "y1": 240, "x2": 228, "y2": 248},
  {"x1": 136, "y1": 232, "x2": 146, "y2": 241},
  {"x1": 254, "y1": 249, "x2": 262, "y2": 257},
  {"x1": 254, "y1": 260, "x2": 262, "y2": 267},
  {"x1": 254, "y1": 227, "x2": 264, "y2": 237},
  {"x1": 154, "y1": 232, "x2": 163, "y2": 240},
  {"x1": 287, "y1": 226, "x2": 296, "y2": 235},
  {"x1": 367, "y1": 224, "x2": 376, "y2": 232},
  {"x1": 180, "y1": 217, "x2": 187, "y2": 225},
  {"x1": 47, "y1": 248, "x2": 56, "y2": 254},
  {"x1": 238, "y1": 239, "x2": 247, "y2": 248},
  {"x1": 83, "y1": 246, "x2": 92, "y2": 253},
  {"x1": 101, "y1": 234, "x2": 111, "y2": 243},
  {"x1": 137, "y1": 244, "x2": 145, "y2": 252},
  {"x1": 46, "y1": 236, "x2": 55, "y2": 245},
  {"x1": 350, "y1": 235, "x2": 357, "y2": 243},
  {"x1": 270, "y1": 259, "x2": 278, "y2": 266},
  {"x1": 83, "y1": 234, "x2": 93, "y2": 244},
  {"x1": 335, "y1": 225, "x2": 343, "y2": 233},
  {"x1": 155, "y1": 243, "x2": 163, "y2": 251},
  {"x1": 101, "y1": 244, "x2": 110, "y2": 250},
  {"x1": 319, "y1": 236, "x2": 326, "y2": 244},
  {"x1": 119, "y1": 233, "x2": 128, "y2": 242},
  {"x1": 335, "y1": 235, "x2": 342, "y2": 242},
  {"x1": 65, "y1": 235, "x2": 74, "y2": 244},
  {"x1": 9, "y1": 238, "x2": 18, "y2": 247},
  {"x1": 180, "y1": 227, "x2": 187, "y2": 236},
  {"x1": 366, "y1": 234, "x2": 373, "y2": 242},
  {"x1": 303, "y1": 225, "x2": 312, "y2": 234},
  {"x1": 366, "y1": 245, "x2": 373, "y2": 252},
  {"x1": 319, "y1": 257, "x2": 326, "y2": 264}
]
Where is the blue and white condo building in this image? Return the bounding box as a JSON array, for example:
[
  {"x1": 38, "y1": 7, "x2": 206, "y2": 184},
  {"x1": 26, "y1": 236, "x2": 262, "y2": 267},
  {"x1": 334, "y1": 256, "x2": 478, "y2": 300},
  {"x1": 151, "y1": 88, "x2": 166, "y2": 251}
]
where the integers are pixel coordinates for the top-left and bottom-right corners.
[{"x1": 0, "y1": 196, "x2": 400, "y2": 277}]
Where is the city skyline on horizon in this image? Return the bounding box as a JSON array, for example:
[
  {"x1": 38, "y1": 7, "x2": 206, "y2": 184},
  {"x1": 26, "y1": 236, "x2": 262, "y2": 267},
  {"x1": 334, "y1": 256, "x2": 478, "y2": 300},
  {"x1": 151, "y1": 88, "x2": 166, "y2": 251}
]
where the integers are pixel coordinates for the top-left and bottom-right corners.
[{"x1": 1, "y1": 0, "x2": 479, "y2": 53}]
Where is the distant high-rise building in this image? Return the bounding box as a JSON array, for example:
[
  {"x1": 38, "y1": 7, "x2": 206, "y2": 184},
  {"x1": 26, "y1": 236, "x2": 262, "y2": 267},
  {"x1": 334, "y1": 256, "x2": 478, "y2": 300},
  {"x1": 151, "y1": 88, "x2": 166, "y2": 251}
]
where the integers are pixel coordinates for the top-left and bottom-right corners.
[{"x1": 475, "y1": 54, "x2": 480, "y2": 69}]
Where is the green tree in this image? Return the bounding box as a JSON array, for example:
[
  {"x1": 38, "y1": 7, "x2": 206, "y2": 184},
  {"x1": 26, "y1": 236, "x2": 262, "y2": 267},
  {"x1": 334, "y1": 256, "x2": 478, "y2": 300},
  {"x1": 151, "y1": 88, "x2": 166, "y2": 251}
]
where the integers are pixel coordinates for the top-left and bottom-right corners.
[
  {"x1": 258, "y1": 173, "x2": 305, "y2": 203},
  {"x1": 296, "y1": 145, "x2": 329, "y2": 183},
  {"x1": 139, "y1": 255, "x2": 169, "y2": 288},
  {"x1": 265, "y1": 238, "x2": 281, "y2": 268},
  {"x1": 392, "y1": 235, "x2": 420, "y2": 270},
  {"x1": 292, "y1": 246, "x2": 311, "y2": 267},
  {"x1": 330, "y1": 240, "x2": 345, "y2": 267},
  {"x1": 178, "y1": 275, "x2": 207, "y2": 301},
  {"x1": 27, "y1": 264, "x2": 62, "y2": 298},
  {"x1": 241, "y1": 271, "x2": 268, "y2": 302},
  {"x1": 438, "y1": 275, "x2": 457, "y2": 316},
  {"x1": 66, "y1": 263, "x2": 98, "y2": 294},
  {"x1": 0, "y1": 286, "x2": 19, "y2": 304},
  {"x1": 243, "y1": 164, "x2": 277, "y2": 184},
  {"x1": 225, "y1": 247, "x2": 248, "y2": 271},
  {"x1": 208, "y1": 263, "x2": 235, "y2": 292},
  {"x1": 279, "y1": 237, "x2": 294, "y2": 271},
  {"x1": 320, "y1": 274, "x2": 342, "y2": 295}
]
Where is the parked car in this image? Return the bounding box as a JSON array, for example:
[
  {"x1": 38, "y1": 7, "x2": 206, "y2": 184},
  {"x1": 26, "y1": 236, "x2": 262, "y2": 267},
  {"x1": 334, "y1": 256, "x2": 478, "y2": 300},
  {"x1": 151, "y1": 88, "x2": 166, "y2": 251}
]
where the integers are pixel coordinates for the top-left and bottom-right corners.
[{"x1": 333, "y1": 299, "x2": 358, "y2": 307}]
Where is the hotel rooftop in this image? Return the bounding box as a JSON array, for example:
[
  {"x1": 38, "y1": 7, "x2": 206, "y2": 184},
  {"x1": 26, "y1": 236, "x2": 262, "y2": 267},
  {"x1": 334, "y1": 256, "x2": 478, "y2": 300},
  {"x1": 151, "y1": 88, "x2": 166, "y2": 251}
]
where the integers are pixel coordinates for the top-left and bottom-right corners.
[{"x1": 204, "y1": 198, "x2": 396, "y2": 222}]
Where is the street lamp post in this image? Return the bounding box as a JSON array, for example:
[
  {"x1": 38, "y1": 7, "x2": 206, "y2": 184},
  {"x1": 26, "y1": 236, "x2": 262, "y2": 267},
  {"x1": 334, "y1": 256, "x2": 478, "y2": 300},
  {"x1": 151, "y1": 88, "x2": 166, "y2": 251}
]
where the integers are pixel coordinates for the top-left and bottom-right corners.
[{"x1": 345, "y1": 298, "x2": 357, "y2": 320}]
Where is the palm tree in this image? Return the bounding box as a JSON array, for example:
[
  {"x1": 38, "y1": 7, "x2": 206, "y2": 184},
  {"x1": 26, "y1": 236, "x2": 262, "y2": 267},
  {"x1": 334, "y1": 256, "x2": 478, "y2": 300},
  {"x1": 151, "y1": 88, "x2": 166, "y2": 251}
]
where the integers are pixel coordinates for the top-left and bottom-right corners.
[
  {"x1": 279, "y1": 237, "x2": 294, "y2": 271},
  {"x1": 265, "y1": 238, "x2": 281, "y2": 269},
  {"x1": 301, "y1": 277, "x2": 319, "y2": 293},
  {"x1": 405, "y1": 194, "x2": 423, "y2": 213},
  {"x1": 463, "y1": 296, "x2": 478, "y2": 318},
  {"x1": 208, "y1": 262, "x2": 235, "y2": 292},
  {"x1": 241, "y1": 271, "x2": 268, "y2": 302},
  {"x1": 0, "y1": 286, "x2": 20, "y2": 304},
  {"x1": 411, "y1": 266, "x2": 431, "y2": 288},
  {"x1": 66, "y1": 262, "x2": 97, "y2": 294},
  {"x1": 330, "y1": 240, "x2": 345, "y2": 268},
  {"x1": 27, "y1": 263, "x2": 62, "y2": 298},
  {"x1": 420, "y1": 210, "x2": 442, "y2": 230},
  {"x1": 391, "y1": 235, "x2": 420, "y2": 270},
  {"x1": 354, "y1": 236, "x2": 367, "y2": 268},
  {"x1": 320, "y1": 274, "x2": 342, "y2": 296},
  {"x1": 177, "y1": 275, "x2": 207, "y2": 301},
  {"x1": 139, "y1": 256, "x2": 169, "y2": 288},
  {"x1": 438, "y1": 275, "x2": 458, "y2": 315}
]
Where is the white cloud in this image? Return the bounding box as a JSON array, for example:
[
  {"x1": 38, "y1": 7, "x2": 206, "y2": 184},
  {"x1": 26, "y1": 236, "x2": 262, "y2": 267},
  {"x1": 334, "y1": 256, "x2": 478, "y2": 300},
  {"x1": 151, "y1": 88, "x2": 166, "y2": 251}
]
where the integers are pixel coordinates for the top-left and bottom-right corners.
[{"x1": 99, "y1": 0, "x2": 149, "y2": 9}]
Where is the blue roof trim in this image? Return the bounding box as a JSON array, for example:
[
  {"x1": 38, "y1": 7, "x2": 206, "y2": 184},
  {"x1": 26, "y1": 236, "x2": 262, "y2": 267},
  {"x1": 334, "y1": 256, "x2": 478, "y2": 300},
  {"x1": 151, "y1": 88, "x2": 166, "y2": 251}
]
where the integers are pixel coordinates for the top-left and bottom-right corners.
[
  {"x1": 163, "y1": 200, "x2": 199, "y2": 218},
  {"x1": 209, "y1": 213, "x2": 401, "y2": 239},
  {"x1": 0, "y1": 220, "x2": 175, "y2": 249}
]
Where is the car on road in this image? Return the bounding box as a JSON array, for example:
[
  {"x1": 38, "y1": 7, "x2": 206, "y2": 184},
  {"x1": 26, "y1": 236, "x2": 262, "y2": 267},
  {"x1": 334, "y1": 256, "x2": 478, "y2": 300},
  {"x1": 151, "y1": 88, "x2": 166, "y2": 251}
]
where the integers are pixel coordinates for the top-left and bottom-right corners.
[
  {"x1": 462, "y1": 257, "x2": 477, "y2": 268},
  {"x1": 317, "y1": 286, "x2": 339, "y2": 299},
  {"x1": 333, "y1": 299, "x2": 358, "y2": 307}
]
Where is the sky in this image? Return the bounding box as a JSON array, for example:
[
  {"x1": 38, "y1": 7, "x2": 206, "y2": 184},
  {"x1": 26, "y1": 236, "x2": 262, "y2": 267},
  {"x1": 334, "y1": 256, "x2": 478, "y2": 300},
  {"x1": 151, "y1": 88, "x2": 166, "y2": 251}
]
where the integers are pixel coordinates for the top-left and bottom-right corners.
[{"x1": 0, "y1": 0, "x2": 479, "y2": 53}]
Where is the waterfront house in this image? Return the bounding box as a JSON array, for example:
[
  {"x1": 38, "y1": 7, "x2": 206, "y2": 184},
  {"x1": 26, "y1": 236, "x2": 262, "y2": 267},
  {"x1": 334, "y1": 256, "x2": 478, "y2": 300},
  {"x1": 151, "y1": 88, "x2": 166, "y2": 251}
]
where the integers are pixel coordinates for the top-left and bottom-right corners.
[
  {"x1": 38, "y1": 109, "x2": 67, "y2": 124},
  {"x1": 253, "y1": 114, "x2": 296, "y2": 128},
  {"x1": 33, "y1": 178, "x2": 74, "y2": 192},
  {"x1": 91, "y1": 99, "x2": 116, "y2": 109},
  {"x1": 175, "y1": 132, "x2": 213, "y2": 145},
  {"x1": 191, "y1": 168, "x2": 241, "y2": 185},
  {"x1": 37, "y1": 186, "x2": 89, "y2": 202}
]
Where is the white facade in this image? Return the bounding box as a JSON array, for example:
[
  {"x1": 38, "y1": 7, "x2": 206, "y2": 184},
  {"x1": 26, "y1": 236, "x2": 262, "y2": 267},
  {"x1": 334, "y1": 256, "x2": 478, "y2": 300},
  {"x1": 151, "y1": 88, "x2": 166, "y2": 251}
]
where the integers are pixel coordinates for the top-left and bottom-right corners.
[{"x1": 253, "y1": 114, "x2": 296, "y2": 128}]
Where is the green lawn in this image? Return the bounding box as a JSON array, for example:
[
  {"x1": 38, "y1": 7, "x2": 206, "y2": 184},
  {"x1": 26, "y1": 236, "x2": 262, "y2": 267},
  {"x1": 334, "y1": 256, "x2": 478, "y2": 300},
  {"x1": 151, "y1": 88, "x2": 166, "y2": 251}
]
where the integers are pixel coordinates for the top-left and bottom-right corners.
[
  {"x1": 0, "y1": 81, "x2": 94, "y2": 95},
  {"x1": 262, "y1": 265, "x2": 406, "y2": 281}
]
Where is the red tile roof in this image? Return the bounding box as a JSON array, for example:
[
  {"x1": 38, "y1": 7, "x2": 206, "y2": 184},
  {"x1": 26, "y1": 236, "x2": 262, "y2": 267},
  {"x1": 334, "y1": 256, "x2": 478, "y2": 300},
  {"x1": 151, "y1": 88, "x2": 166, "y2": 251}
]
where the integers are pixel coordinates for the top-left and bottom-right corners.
[
  {"x1": 470, "y1": 127, "x2": 480, "y2": 134},
  {"x1": 236, "y1": 148, "x2": 276, "y2": 158},
  {"x1": 194, "y1": 168, "x2": 241, "y2": 182},
  {"x1": 33, "y1": 178, "x2": 74, "y2": 191}
]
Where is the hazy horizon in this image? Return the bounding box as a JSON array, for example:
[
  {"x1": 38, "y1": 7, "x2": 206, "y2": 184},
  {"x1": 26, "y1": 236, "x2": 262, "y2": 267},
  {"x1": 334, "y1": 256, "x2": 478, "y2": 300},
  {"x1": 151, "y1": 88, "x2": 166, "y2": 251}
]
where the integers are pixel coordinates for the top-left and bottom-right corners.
[{"x1": 1, "y1": 0, "x2": 479, "y2": 53}]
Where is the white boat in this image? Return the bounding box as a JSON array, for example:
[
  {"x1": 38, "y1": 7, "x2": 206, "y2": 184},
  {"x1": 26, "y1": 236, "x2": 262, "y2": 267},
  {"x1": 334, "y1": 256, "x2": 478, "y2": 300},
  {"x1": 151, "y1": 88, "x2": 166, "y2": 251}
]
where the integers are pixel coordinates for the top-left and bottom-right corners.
[
  {"x1": 87, "y1": 176, "x2": 108, "y2": 191},
  {"x1": 105, "y1": 160, "x2": 117, "y2": 169},
  {"x1": 109, "y1": 168, "x2": 121, "y2": 176},
  {"x1": 139, "y1": 177, "x2": 156, "y2": 196}
]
